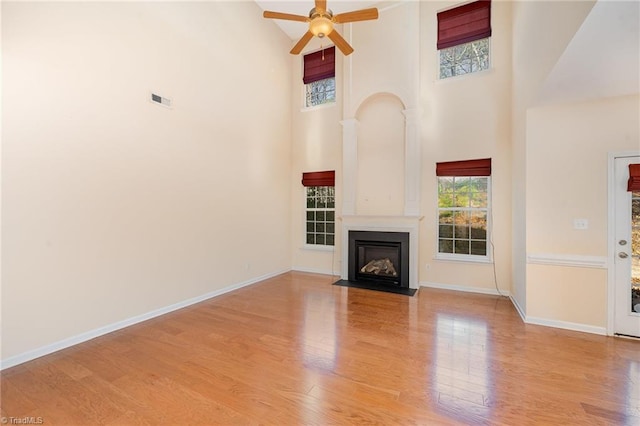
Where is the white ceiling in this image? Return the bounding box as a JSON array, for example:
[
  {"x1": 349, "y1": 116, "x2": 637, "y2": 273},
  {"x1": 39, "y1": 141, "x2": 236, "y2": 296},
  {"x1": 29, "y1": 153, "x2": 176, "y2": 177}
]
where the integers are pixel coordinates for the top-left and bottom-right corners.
[
  {"x1": 255, "y1": 0, "x2": 380, "y2": 40},
  {"x1": 538, "y1": 0, "x2": 640, "y2": 104},
  {"x1": 255, "y1": 0, "x2": 640, "y2": 104}
]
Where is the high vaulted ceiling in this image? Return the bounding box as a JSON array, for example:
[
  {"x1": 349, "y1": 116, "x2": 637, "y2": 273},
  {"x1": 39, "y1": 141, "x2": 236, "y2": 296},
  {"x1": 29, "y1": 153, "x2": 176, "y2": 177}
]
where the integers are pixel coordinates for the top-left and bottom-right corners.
[
  {"x1": 539, "y1": 0, "x2": 640, "y2": 104},
  {"x1": 254, "y1": 0, "x2": 640, "y2": 105}
]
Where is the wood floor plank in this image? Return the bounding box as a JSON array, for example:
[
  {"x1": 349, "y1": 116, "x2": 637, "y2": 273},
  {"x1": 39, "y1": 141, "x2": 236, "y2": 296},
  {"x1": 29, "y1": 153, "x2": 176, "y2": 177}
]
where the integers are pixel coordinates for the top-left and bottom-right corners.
[{"x1": 2, "y1": 271, "x2": 639, "y2": 425}]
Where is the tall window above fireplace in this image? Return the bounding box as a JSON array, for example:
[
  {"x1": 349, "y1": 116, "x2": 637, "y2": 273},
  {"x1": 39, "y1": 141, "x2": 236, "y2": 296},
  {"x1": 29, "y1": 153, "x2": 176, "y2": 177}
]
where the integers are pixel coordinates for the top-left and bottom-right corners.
[
  {"x1": 436, "y1": 159, "x2": 491, "y2": 261},
  {"x1": 302, "y1": 171, "x2": 335, "y2": 247}
]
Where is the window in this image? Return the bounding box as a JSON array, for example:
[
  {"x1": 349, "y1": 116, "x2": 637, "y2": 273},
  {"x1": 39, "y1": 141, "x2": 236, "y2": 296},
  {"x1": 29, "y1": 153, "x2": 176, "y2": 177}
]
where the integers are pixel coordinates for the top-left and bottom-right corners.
[
  {"x1": 436, "y1": 159, "x2": 491, "y2": 260},
  {"x1": 306, "y1": 186, "x2": 336, "y2": 246},
  {"x1": 439, "y1": 38, "x2": 490, "y2": 79},
  {"x1": 305, "y1": 77, "x2": 336, "y2": 108},
  {"x1": 437, "y1": 0, "x2": 492, "y2": 79},
  {"x1": 303, "y1": 47, "x2": 335, "y2": 108},
  {"x1": 302, "y1": 171, "x2": 335, "y2": 246}
]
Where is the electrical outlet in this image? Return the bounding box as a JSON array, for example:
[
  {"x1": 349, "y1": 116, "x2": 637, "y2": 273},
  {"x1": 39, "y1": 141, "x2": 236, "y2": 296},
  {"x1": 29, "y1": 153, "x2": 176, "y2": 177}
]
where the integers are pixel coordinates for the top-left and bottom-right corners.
[{"x1": 573, "y1": 218, "x2": 588, "y2": 230}]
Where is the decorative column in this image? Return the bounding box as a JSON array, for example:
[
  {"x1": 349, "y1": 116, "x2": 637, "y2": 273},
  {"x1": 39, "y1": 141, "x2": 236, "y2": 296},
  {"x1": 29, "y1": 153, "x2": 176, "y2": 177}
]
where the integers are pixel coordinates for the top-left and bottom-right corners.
[
  {"x1": 340, "y1": 118, "x2": 358, "y2": 216},
  {"x1": 402, "y1": 109, "x2": 421, "y2": 216}
]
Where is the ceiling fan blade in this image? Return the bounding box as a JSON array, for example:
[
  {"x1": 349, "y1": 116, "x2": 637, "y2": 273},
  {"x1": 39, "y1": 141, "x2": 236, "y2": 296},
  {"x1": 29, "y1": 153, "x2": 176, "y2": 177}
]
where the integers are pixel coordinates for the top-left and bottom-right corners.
[
  {"x1": 315, "y1": 0, "x2": 327, "y2": 12},
  {"x1": 263, "y1": 11, "x2": 309, "y2": 23},
  {"x1": 333, "y1": 8, "x2": 379, "y2": 24},
  {"x1": 328, "y1": 30, "x2": 354, "y2": 56},
  {"x1": 290, "y1": 31, "x2": 315, "y2": 55}
]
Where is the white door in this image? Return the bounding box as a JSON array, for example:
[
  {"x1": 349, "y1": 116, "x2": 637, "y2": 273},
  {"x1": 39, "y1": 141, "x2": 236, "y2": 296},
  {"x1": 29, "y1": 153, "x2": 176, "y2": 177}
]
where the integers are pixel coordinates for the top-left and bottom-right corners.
[{"x1": 614, "y1": 155, "x2": 640, "y2": 337}]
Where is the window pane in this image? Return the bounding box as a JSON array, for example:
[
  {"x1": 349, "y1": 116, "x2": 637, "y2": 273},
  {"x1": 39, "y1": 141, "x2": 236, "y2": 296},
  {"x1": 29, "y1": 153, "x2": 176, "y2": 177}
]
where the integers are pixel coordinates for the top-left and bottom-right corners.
[
  {"x1": 307, "y1": 197, "x2": 315, "y2": 208},
  {"x1": 470, "y1": 212, "x2": 487, "y2": 239},
  {"x1": 316, "y1": 234, "x2": 325, "y2": 245},
  {"x1": 470, "y1": 192, "x2": 488, "y2": 208},
  {"x1": 439, "y1": 193, "x2": 454, "y2": 208},
  {"x1": 470, "y1": 241, "x2": 487, "y2": 256},
  {"x1": 455, "y1": 240, "x2": 470, "y2": 255},
  {"x1": 306, "y1": 222, "x2": 314, "y2": 232},
  {"x1": 439, "y1": 210, "x2": 454, "y2": 224},
  {"x1": 440, "y1": 38, "x2": 490, "y2": 79},
  {"x1": 453, "y1": 193, "x2": 469, "y2": 208},
  {"x1": 439, "y1": 177, "x2": 454, "y2": 193},
  {"x1": 453, "y1": 211, "x2": 469, "y2": 226},
  {"x1": 315, "y1": 223, "x2": 325, "y2": 233},
  {"x1": 306, "y1": 77, "x2": 336, "y2": 107},
  {"x1": 306, "y1": 211, "x2": 314, "y2": 221},
  {"x1": 439, "y1": 224, "x2": 453, "y2": 238},
  {"x1": 454, "y1": 225, "x2": 469, "y2": 239},
  {"x1": 316, "y1": 211, "x2": 325, "y2": 221},
  {"x1": 326, "y1": 223, "x2": 335, "y2": 233},
  {"x1": 326, "y1": 235, "x2": 334, "y2": 246},
  {"x1": 306, "y1": 234, "x2": 315, "y2": 244},
  {"x1": 326, "y1": 211, "x2": 335, "y2": 221},
  {"x1": 454, "y1": 177, "x2": 470, "y2": 192},
  {"x1": 439, "y1": 239, "x2": 454, "y2": 253}
]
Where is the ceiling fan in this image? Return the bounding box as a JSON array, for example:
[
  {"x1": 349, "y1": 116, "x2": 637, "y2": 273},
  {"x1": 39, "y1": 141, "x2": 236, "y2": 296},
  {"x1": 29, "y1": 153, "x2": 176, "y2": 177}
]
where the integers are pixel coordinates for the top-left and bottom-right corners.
[{"x1": 263, "y1": 0, "x2": 379, "y2": 56}]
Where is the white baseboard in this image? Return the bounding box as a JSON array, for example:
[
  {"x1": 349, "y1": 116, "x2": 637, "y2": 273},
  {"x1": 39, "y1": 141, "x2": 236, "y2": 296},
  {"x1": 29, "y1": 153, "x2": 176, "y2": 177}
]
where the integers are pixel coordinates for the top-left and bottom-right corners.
[
  {"x1": 421, "y1": 282, "x2": 607, "y2": 336},
  {"x1": 525, "y1": 315, "x2": 607, "y2": 336},
  {"x1": 510, "y1": 295, "x2": 527, "y2": 322},
  {"x1": 420, "y1": 281, "x2": 511, "y2": 297},
  {"x1": 291, "y1": 266, "x2": 340, "y2": 276},
  {"x1": 0, "y1": 269, "x2": 288, "y2": 371}
]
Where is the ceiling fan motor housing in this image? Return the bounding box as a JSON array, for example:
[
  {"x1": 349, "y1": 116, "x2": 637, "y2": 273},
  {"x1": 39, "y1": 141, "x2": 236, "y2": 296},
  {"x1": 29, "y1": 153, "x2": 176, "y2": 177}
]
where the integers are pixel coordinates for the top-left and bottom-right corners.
[{"x1": 309, "y1": 8, "x2": 334, "y2": 38}]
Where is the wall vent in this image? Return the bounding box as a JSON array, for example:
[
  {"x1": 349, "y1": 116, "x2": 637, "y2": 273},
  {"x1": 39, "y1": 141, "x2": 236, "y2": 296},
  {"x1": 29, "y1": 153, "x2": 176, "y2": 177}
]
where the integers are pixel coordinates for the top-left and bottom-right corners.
[{"x1": 150, "y1": 93, "x2": 172, "y2": 108}]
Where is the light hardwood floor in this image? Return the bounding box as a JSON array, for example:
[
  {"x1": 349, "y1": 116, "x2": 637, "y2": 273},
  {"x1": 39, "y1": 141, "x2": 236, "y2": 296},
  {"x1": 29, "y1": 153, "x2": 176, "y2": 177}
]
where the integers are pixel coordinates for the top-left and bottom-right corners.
[{"x1": 1, "y1": 271, "x2": 639, "y2": 425}]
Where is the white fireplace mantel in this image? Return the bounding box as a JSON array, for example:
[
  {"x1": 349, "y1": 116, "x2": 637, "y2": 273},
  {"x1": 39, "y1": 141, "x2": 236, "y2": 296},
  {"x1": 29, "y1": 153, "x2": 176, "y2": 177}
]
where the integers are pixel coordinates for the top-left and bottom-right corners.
[{"x1": 340, "y1": 215, "x2": 422, "y2": 289}]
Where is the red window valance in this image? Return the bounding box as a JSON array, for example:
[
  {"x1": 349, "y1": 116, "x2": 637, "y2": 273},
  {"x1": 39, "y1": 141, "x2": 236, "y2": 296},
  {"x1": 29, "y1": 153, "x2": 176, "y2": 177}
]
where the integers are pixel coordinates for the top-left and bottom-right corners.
[
  {"x1": 436, "y1": 158, "x2": 491, "y2": 177},
  {"x1": 628, "y1": 164, "x2": 640, "y2": 191},
  {"x1": 437, "y1": 0, "x2": 492, "y2": 50},
  {"x1": 302, "y1": 170, "x2": 335, "y2": 187},
  {"x1": 303, "y1": 47, "x2": 335, "y2": 84}
]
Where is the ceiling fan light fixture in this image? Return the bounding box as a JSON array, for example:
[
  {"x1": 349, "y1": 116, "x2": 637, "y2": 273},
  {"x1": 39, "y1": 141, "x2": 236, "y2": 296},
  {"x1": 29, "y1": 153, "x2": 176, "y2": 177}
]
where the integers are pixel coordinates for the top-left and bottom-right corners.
[{"x1": 309, "y1": 17, "x2": 334, "y2": 37}]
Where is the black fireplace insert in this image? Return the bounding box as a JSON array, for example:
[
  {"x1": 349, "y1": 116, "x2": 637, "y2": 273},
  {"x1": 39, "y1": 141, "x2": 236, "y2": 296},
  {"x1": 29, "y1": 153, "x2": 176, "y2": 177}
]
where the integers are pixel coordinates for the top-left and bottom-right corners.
[{"x1": 348, "y1": 231, "x2": 410, "y2": 288}]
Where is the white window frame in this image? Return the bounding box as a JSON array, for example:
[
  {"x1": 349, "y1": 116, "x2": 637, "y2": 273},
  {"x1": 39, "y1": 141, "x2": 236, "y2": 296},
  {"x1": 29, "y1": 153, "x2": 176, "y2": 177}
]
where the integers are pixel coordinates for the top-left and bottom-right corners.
[
  {"x1": 303, "y1": 76, "x2": 336, "y2": 110},
  {"x1": 303, "y1": 185, "x2": 336, "y2": 249},
  {"x1": 435, "y1": 177, "x2": 492, "y2": 263},
  {"x1": 438, "y1": 37, "x2": 491, "y2": 80}
]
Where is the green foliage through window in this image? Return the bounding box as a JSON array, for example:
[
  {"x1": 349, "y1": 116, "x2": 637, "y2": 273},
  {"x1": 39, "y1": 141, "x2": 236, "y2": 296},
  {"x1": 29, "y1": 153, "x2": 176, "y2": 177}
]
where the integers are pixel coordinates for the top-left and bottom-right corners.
[
  {"x1": 438, "y1": 176, "x2": 489, "y2": 257},
  {"x1": 306, "y1": 186, "x2": 335, "y2": 246}
]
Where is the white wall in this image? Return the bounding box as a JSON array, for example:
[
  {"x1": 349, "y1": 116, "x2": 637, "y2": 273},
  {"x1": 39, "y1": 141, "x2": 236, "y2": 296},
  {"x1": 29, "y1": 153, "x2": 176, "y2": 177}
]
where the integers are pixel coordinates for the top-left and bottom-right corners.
[
  {"x1": 420, "y1": 0, "x2": 512, "y2": 293},
  {"x1": 2, "y1": 2, "x2": 293, "y2": 362},
  {"x1": 290, "y1": 37, "x2": 344, "y2": 276},
  {"x1": 526, "y1": 94, "x2": 640, "y2": 328},
  {"x1": 510, "y1": 0, "x2": 596, "y2": 314}
]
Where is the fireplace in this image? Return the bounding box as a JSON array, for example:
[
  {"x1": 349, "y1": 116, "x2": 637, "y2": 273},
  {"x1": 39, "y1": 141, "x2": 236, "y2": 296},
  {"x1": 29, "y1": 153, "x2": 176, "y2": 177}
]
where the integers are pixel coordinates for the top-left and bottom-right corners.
[{"x1": 348, "y1": 231, "x2": 410, "y2": 288}]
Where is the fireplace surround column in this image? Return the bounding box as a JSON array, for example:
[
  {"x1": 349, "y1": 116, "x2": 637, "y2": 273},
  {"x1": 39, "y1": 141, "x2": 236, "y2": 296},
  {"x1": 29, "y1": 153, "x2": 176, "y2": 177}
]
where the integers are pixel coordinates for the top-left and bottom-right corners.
[
  {"x1": 340, "y1": 118, "x2": 358, "y2": 216},
  {"x1": 402, "y1": 108, "x2": 420, "y2": 216}
]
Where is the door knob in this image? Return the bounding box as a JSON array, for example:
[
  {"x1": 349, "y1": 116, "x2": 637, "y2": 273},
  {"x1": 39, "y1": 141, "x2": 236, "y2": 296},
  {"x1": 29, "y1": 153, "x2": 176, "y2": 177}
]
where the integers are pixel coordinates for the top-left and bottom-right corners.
[
  {"x1": 619, "y1": 239, "x2": 627, "y2": 246},
  {"x1": 619, "y1": 252, "x2": 629, "y2": 259}
]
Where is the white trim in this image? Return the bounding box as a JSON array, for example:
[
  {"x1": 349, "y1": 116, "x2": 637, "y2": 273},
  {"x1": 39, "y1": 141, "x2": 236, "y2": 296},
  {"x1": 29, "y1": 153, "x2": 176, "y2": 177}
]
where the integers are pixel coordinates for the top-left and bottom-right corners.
[
  {"x1": 300, "y1": 101, "x2": 336, "y2": 113},
  {"x1": 301, "y1": 244, "x2": 335, "y2": 252},
  {"x1": 421, "y1": 282, "x2": 608, "y2": 335},
  {"x1": 420, "y1": 281, "x2": 510, "y2": 297},
  {"x1": 607, "y1": 150, "x2": 640, "y2": 335},
  {"x1": 510, "y1": 295, "x2": 526, "y2": 322},
  {"x1": 292, "y1": 266, "x2": 340, "y2": 276},
  {"x1": 526, "y1": 253, "x2": 608, "y2": 269},
  {"x1": 0, "y1": 269, "x2": 288, "y2": 370},
  {"x1": 434, "y1": 254, "x2": 493, "y2": 264},
  {"x1": 525, "y1": 316, "x2": 607, "y2": 336}
]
